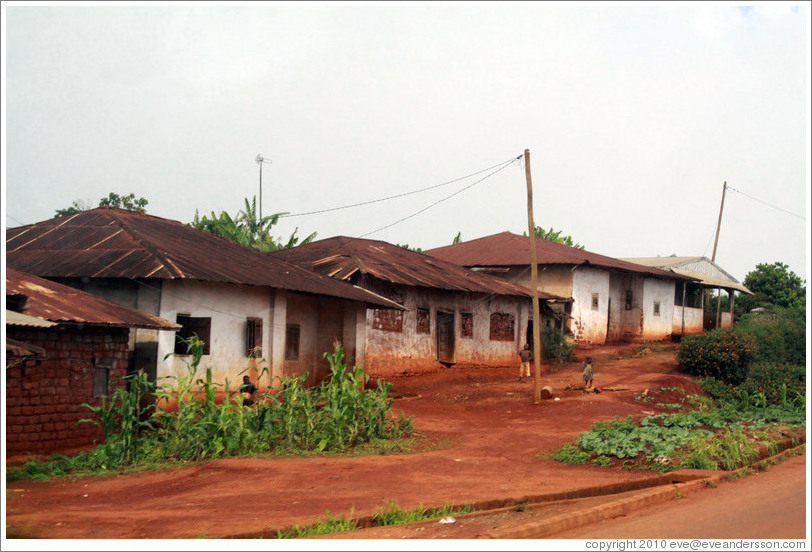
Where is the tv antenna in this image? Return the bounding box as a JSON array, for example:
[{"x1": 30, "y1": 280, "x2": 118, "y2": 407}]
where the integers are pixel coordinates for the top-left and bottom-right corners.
[{"x1": 256, "y1": 154, "x2": 272, "y2": 220}]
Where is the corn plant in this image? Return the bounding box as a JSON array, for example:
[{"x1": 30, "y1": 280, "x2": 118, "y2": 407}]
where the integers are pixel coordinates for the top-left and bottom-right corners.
[{"x1": 79, "y1": 369, "x2": 157, "y2": 465}]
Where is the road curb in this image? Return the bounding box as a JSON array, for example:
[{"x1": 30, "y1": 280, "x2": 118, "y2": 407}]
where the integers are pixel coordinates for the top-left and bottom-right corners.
[{"x1": 478, "y1": 443, "x2": 806, "y2": 539}]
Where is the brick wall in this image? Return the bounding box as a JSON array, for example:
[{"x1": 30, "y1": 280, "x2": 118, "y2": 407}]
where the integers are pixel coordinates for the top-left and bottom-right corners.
[{"x1": 5, "y1": 325, "x2": 130, "y2": 457}]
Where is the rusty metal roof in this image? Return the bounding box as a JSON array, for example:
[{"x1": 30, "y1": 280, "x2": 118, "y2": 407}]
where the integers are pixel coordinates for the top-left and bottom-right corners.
[
  {"x1": 6, "y1": 337, "x2": 48, "y2": 358},
  {"x1": 272, "y1": 236, "x2": 564, "y2": 300},
  {"x1": 5, "y1": 208, "x2": 402, "y2": 309},
  {"x1": 426, "y1": 232, "x2": 695, "y2": 281},
  {"x1": 6, "y1": 268, "x2": 180, "y2": 330}
]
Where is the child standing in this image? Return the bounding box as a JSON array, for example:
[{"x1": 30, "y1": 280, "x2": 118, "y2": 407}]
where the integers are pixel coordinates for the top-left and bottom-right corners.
[
  {"x1": 582, "y1": 357, "x2": 594, "y2": 390},
  {"x1": 518, "y1": 343, "x2": 532, "y2": 382}
]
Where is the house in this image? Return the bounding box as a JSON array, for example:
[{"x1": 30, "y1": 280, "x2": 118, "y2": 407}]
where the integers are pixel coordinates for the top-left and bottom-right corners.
[
  {"x1": 272, "y1": 236, "x2": 565, "y2": 377},
  {"x1": 619, "y1": 256, "x2": 752, "y2": 334},
  {"x1": 5, "y1": 268, "x2": 178, "y2": 457},
  {"x1": 6, "y1": 208, "x2": 402, "y2": 391},
  {"x1": 426, "y1": 232, "x2": 697, "y2": 346}
]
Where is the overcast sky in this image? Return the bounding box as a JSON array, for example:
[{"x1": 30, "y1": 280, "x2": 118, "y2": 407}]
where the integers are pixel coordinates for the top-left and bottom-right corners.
[{"x1": 3, "y1": 2, "x2": 809, "y2": 284}]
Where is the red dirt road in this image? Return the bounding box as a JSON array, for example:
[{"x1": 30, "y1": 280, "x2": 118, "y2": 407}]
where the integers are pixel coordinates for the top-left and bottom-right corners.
[
  {"x1": 3, "y1": 344, "x2": 774, "y2": 540},
  {"x1": 547, "y1": 452, "x2": 808, "y2": 539}
]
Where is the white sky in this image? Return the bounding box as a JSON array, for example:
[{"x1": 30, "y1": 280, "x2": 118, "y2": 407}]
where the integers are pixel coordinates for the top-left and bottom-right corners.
[{"x1": 2, "y1": 1, "x2": 810, "y2": 284}]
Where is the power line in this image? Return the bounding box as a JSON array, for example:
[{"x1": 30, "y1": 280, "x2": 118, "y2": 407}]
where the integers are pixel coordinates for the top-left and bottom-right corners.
[
  {"x1": 5, "y1": 214, "x2": 27, "y2": 227},
  {"x1": 358, "y1": 157, "x2": 519, "y2": 238},
  {"x1": 727, "y1": 186, "x2": 805, "y2": 220},
  {"x1": 282, "y1": 155, "x2": 522, "y2": 218}
]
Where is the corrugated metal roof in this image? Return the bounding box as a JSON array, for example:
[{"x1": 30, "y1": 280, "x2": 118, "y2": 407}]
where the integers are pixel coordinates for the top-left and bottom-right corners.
[
  {"x1": 426, "y1": 232, "x2": 696, "y2": 281},
  {"x1": 621, "y1": 257, "x2": 752, "y2": 294},
  {"x1": 6, "y1": 269, "x2": 180, "y2": 330},
  {"x1": 273, "y1": 236, "x2": 564, "y2": 300},
  {"x1": 5, "y1": 208, "x2": 402, "y2": 309},
  {"x1": 5, "y1": 310, "x2": 58, "y2": 328}
]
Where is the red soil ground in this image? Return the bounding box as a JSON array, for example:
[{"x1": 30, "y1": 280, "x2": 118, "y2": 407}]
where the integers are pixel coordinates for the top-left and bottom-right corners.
[{"x1": 5, "y1": 343, "x2": 718, "y2": 539}]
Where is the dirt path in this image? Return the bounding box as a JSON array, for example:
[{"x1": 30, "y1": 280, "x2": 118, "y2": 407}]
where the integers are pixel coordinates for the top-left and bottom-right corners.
[{"x1": 5, "y1": 344, "x2": 732, "y2": 540}]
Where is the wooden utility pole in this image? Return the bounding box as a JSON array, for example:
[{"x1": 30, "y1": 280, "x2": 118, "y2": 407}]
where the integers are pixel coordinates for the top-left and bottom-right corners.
[
  {"x1": 711, "y1": 181, "x2": 727, "y2": 328},
  {"x1": 711, "y1": 181, "x2": 727, "y2": 262},
  {"x1": 524, "y1": 149, "x2": 543, "y2": 404}
]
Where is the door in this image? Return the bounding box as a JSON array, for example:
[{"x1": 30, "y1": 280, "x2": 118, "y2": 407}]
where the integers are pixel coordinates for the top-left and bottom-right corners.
[{"x1": 436, "y1": 311, "x2": 455, "y2": 364}]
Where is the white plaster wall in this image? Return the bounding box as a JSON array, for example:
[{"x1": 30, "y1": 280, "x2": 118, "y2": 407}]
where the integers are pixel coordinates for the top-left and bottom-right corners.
[
  {"x1": 619, "y1": 276, "x2": 645, "y2": 341},
  {"x1": 157, "y1": 280, "x2": 273, "y2": 389},
  {"x1": 284, "y1": 292, "x2": 321, "y2": 384},
  {"x1": 606, "y1": 275, "x2": 628, "y2": 342},
  {"x1": 641, "y1": 278, "x2": 675, "y2": 341},
  {"x1": 571, "y1": 267, "x2": 610, "y2": 344},
  {"x1": 672, "y1": 306, "x2": 704, "y2": 335}
]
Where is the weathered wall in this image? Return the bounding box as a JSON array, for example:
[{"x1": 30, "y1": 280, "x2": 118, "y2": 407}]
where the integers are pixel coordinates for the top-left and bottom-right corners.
[
  {"x1": 641, "y1": 278, "x2": 675, "y2": 341},
  {"x1": 283, "y1": 292, "x2": 321, "y2": 385},
  {"x1": 53, "y1": 278, "x2": 365, "y2": 392},
  {"x1": 607, "y1": 274, "x2": 629, "y2": 343},
  {"x1": 361, "y1": 279, "x2": 528, "y2": 378},
  {"x1": 570, "y1": 267, "x2": 611, "y2": 345},
  {"x1": 5, "y1": 326, "x2": 129, "y2": 457},
  {"x1": 672, "y1": 305, "x2": 704, "y2": 335},
  {"x1": 538, "y1": 265, "x2": 574, "y2": 298},
  {"x1": 53, "y1": 277, "x2": 163, "y2": 380},
  {"x1": 157, "y1": 280, "x2": 273, "y2": 390},
  {"x1": 619, "y1": 275, "x2": 645, "y2": 341}
]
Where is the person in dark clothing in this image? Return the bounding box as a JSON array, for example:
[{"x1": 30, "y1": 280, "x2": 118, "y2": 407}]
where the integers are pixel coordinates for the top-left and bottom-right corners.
[
  {"x1": 239, "y1": 375, "x2": 257, "y2": 406},
  {"x1": 518, "y1": 343, "x2": 533, "y2": 382}
]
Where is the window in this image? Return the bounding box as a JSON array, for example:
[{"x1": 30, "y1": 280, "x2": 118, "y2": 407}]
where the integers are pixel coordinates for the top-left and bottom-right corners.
[
  {"x1": 174, "y1": 314, "x2": 211, "y2": 354},
  {"x1": 653, "y1": 301, "x2": 661, "y2": 316},
  {"x1": 372, "y1": 307, "x2": 403, "y2": 332},
  {"x1": 246, "y1": 317, "x2": 262, "y2": 357},
  {"x1": 489, "y1": 312, "x2": 515, "y2": 341},
  {"x1": 285, "y1": 324, "x2": 300, "y2": 361},
  {"x1": 92, "y1": 357, "x2": 116, "y2": 398},
  {"x1": 591, "y1": 293, "x2": 599, "y2": 311},
  {"x1": 460, "y1": 311, "x2": 473, "y2": 338},
  {"x1": 416, "y1": 307, "x2": 430, "y2": 334},
  {"x1": 625, "y1": 290, "x2": 633, "y2": 310}
]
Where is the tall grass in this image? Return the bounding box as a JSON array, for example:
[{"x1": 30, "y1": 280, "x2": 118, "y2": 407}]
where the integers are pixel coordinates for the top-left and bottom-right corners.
[{"x1": 8, "y1": 339, "x2": 413, "y2": 480}]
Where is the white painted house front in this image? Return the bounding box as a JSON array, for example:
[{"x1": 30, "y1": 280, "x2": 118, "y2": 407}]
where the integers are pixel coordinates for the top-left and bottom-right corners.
[
  {"x1": 620, "y1": 256, "x2": 752, "y2": 336},
  {"x1": 427, "y1": 232, "x2": 693, "y2": 346}
]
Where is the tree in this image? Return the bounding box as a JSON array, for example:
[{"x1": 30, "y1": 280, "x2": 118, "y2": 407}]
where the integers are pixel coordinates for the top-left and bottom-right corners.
[
  {"x1": 737, "y1": 262, "x2": 806, "y2": 315},
  {"x1": 452, "y1": 232, "x2": 462, "y2": 245},
  {"x1": 98, "y1": 192, "x2": 148, "y2": 212},
  {"x1": 54, "y1": 193, "x2": 148, "y2": 217},
  {"x1": 523, "y1": 225, "x2": 585, "y2": 249},
  {"x1": 190, "y1": 196, "x2": 316, "y2": 252},
  {"x1": 53, "y1": 199, "x2": 94, "y2": 217},
  {"x1": 397, "y1": 244, "x2": 423, "y2": 254}
]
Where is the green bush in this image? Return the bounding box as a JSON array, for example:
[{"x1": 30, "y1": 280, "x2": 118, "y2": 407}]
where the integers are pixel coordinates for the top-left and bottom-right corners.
[
  {"x1": 738, "y1": 363, "x2": 805, "y2": 406},
  {"x1": 736, "y1": 307, "x2": 805, "y2": 366},
  {"x1": 541, "y1": 326, "x2": 574, "y2": 363},
  {"x1": 697, "y1": 362, "x2": 805, "y2": 409},
  {"x1": 676, "y1": 328, "x2": 757, "y2": 385}
]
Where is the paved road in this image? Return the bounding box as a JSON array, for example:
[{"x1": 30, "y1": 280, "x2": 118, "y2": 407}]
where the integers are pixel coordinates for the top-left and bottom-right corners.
[{"x1": 548, "y1": 453, "x2": 809, "y2": 540}]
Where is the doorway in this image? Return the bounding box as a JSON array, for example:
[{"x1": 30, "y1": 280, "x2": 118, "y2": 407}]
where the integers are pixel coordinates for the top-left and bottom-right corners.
[{"x1": 436, "y1": 311, "x2": 455, "y2": 364}]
